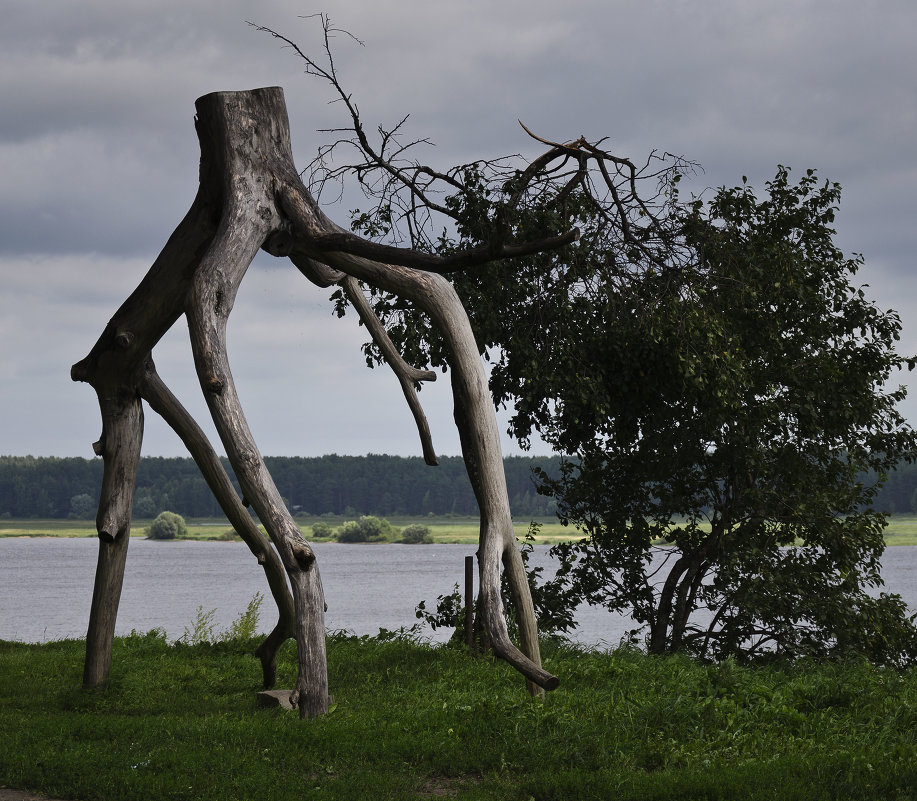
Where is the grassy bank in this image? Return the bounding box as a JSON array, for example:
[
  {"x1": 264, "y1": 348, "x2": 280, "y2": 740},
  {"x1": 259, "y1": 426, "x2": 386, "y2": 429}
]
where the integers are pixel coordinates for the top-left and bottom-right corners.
[
  {"x1": 5, "y1": 515, "x2": 917, "y2": 545},
  {"x1": 1, "y1": 635, "x2": 915, "y2": 800},
  {"x1": 0, "y1": 516, "x2": 572, "y2": 544}
]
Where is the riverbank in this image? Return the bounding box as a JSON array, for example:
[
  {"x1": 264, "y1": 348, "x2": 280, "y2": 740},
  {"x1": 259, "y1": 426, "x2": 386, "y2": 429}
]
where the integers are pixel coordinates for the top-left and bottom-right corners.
[
  {"x1": 5, "y1": 514, "x2": 917, "y2": 545},
  {"x1": 2, "y1": 634, "x2": 915, "y2": 800},
  {"x1": 0, "y1": 516, "x2": 573, "y2": 545}
]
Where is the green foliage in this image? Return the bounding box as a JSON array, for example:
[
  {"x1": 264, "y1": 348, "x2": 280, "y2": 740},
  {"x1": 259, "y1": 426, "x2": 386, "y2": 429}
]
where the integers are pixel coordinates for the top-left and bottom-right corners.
[
  {"x1": 415, "y1": 583, "x2": 463, "y2": 632},
  {"x1": 311, "y1": 520, "x2": 335, "y2": 539},
  {"x1": 221, "y1": 592, "x2": 263, "y2": 642},
  {"x1": 336, "y1": 515, "x2": 398, "y2": 543},
  {"x1": 0, "y1": 454, "x2": 560, "y2": 519},
  {"x1": 372, "y1": 159, "x2": 917, "y2": 663},
  {"x1": 532, "y1": 167, "x2": 917, "y2": 662},
  {"x1": 146, "y1": 511, "x2": 187, "y2": 540},
  {"x1": 512, "y1": 523, "x2": 578, "y2": 636},
  {"x1": 401, "y1": 523, "x2": 433, "y2": 544},
  {"x1": 416, "y1": 524, "x2": 578, "y2": 638},
  {"x1": 180, "y1": 593, "x2": 263, "y2": 645},
  {"x1": 181, "y1": 606, "x2": 216, "y2": 644},
  {"x1": 67, "y1": 493, "x2": 95, "y2": 519},
  {"x1": 132, "y1": 489, "x2": 157, "y2": 518}
]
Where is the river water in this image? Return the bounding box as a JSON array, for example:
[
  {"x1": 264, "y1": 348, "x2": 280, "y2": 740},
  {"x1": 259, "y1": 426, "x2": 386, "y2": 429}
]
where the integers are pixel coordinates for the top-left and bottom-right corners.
[{"x1": 1, "y1": 538, "x2": 915, "y2": 647}]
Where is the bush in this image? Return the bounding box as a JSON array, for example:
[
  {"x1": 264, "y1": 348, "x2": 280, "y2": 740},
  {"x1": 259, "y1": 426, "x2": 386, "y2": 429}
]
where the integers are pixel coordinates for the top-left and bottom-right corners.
[
  {"x1": 312, "y1": 520, "x2": 335, "y2": 539},
  {"x1": 147, "y1": 511, "x2": 187, "y2": 540},
  {"x1": 401, "y1": 524, "x2": 433, "y2": 544},
  {"x1": 337, "y1": 520, "x2": 369, "y2": 543},
  {"x1": 337, "y1": 515, "x2": 398, "y2": 543}
]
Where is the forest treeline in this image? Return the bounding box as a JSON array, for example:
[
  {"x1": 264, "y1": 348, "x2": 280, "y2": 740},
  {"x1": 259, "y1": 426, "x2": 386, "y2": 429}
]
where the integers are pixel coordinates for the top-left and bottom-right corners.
[
  {"x1": 0, "y1": 454, "x2": 561, "y2": 520},
  {"x1": 3, "y1": 453, "x2": 917, "y2": 522}
]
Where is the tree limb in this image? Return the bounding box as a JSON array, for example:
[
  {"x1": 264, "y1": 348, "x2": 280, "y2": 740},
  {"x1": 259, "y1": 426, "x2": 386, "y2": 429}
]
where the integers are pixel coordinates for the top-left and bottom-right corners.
[
  {"x1": 298, "y1": 226, "x2": 580, "y2": 274},
  {"x1": 137, "y1": 359, "x2": 296, "y2": 687},
  {"x1": 340, "y1": 275, "x2": 439, "y2": 465}
]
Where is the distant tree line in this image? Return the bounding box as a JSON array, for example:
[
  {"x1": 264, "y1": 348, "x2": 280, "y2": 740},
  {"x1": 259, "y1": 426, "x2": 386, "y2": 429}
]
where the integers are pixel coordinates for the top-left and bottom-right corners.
[{"x1": 0, "y1": 454, "x2": 561, "y2": 520}]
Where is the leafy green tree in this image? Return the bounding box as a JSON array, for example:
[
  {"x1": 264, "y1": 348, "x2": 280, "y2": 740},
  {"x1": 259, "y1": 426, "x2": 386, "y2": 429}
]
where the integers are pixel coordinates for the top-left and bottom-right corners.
[
  {"x1": 532, "y1": 168, "x2": 917, "y2": 662},
  {"x1": 147, "y1": 511, "x2": 187, "y2": 540},
  {"x1": 0, "y1": 454, "x2": 561, "y2": 519},
  {"x1": 132, "y1": 488, "x2": 157, "y2": 519},
  {"x1": 338, "y1": 101, "x2": 917, "y2": 661}
]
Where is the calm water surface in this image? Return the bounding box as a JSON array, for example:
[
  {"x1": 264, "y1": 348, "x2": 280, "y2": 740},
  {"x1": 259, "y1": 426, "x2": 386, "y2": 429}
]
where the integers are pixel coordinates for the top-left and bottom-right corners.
[{"x1": 1, "y1": 538, "x2": 915, "y2": 647}]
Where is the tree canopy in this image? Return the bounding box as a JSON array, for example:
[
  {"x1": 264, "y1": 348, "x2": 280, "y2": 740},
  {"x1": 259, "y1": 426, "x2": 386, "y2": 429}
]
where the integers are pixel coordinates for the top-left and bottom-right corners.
[
  {"x1": 532, "y1": 168, "x2": 917, "y2": 663},
  {"x1": 299, "y1": 17, "x2": 917, "y2": 662}
]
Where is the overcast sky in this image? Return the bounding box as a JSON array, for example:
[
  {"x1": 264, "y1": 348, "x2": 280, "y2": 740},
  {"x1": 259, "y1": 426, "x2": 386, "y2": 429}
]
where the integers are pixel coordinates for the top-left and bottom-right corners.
[{"x1": 2, "y1": 1, "x2": 916, "y2": 461}]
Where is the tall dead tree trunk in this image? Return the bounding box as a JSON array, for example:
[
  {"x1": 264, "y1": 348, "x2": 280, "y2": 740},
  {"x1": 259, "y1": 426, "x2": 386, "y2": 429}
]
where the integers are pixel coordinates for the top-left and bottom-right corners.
[
  {"x1": 72, "y1": 86, "x2": 557, "y2": 718},
  {"x1": 69, "y1": 97, "x2": 301, "y2": 706}
]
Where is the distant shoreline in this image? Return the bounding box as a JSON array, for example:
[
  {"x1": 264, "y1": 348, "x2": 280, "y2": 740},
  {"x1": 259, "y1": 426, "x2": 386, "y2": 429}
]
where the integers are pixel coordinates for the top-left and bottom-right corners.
[
  {"x1": 0, "y1": 516, "x2": 573, "y2": 546},
  {"x1": 3, "y1": 515, "x2": 917, "y2": 545}
]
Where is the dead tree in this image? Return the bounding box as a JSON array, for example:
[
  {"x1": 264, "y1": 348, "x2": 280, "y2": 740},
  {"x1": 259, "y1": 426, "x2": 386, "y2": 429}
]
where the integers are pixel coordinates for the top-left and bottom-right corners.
[{"x1": 71, "y1": 86, "x2": 581, "y2": 717}]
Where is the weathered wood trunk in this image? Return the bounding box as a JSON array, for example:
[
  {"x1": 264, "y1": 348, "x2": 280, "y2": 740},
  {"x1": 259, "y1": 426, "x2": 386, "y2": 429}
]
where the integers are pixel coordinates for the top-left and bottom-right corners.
[
  {"x1": 279, "y1": 219, "x2": 556, "y2": 692},
  {"x1": 71, "y1": 88, "x2": 322, "y2": 711},
  {"x1": 139, "y1": 363, "x2": 295, "y2": 686},
  {"x1": 73, "y1": 86, "x2": 556, "y2": 716},
  {"x1": 81, "y1": 391, "x2": 143, "y2": 687}
]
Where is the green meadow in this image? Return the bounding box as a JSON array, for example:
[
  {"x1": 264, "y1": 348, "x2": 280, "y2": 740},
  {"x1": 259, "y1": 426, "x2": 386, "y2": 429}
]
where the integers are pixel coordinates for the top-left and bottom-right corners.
[
  {"x1": 0, "y1": 516, "x2": 573, "y2": 544},
  {"x1": 4, "y1": 515, "x2": 917, "y2": 545},
  {"x1": 2, "y1": 634, "x2": 917, "y2": 800}
]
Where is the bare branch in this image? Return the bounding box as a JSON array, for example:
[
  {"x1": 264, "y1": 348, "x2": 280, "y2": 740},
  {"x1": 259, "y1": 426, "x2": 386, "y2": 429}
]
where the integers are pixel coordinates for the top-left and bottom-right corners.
[
  {"x1": 293, "y1": 224, "x2": 580, "y2": 274},
  {"x1": 339, "y1": 275, "x2": 439, "y2": 465},
  {"x1": 518, "y1": 120, "x2": 589, "y2": 153}
]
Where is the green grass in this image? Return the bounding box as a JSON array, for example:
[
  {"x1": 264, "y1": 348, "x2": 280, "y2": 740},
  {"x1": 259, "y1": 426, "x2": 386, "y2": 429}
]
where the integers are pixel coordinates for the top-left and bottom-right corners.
[
  {"x1": 0, "y1": 518, "x2": 101, "y2": 537},
  {"x1": 0, "y1": 516, "x2": 575, "y2": 544},
  {"x1": 1, "y1": 635, "x2": 916, "y2": 800},
  {"x1": 882, "y1": 515, "x2": 917, "y2": 546},
  {"x1": 6, "y1": 514, "x2": 917, "y2": 545}
]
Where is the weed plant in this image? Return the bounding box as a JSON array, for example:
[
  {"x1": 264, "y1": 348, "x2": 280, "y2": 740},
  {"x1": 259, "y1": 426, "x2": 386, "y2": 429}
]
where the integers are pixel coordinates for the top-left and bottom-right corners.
[
  {"x1": 180, "y1": 593, "x2": 264, "y2": 645},
  {"x1": 1, "y1": 633, "x2": 916, "y2": 800}
]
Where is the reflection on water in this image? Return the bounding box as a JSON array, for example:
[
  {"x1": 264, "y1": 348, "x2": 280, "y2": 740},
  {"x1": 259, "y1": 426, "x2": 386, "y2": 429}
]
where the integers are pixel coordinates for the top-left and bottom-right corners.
[{"x1": 1, "y1": 537, "x2": 914, "y2": 647}]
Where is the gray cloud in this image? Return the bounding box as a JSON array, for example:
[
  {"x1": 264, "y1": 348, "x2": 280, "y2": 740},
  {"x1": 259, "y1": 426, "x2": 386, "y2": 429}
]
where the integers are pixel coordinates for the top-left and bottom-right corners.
[{"x1": 2, "y1": 0, "x2": 916, "y2": 457}]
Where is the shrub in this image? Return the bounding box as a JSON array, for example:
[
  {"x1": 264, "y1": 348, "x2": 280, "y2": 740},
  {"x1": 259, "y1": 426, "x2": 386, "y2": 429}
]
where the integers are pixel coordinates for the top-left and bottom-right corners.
[
  {"x1": 312, "y1": 520, "x2": 335, "y2": 539},
  {"x1": 401, "y1": 524, "x2": 433, "y2": 544},
  {"x1": 337, "y1": 515, "x2": 398, "y2": 543},
  {"x1": 147, "y1": 511, "x2": 187, "y2": 540},
  {"x1": 337, "y1": 520, "x2": 367, "y2": 543}
]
